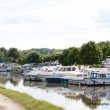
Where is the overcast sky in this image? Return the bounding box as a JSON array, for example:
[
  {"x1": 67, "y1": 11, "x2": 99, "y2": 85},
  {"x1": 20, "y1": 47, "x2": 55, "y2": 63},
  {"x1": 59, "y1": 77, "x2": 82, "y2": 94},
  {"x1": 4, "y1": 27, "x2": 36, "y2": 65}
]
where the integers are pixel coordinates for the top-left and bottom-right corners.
[{"x1": 0, "y1": 0, "x2": 110, "y2": 50}]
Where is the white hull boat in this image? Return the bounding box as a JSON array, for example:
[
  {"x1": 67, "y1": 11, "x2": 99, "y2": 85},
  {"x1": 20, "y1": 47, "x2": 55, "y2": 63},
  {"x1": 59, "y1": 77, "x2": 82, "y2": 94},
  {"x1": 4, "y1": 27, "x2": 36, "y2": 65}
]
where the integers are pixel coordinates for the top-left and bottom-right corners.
[{"x1": 84, "y1": 72, "x2": 110, "y2": 86}]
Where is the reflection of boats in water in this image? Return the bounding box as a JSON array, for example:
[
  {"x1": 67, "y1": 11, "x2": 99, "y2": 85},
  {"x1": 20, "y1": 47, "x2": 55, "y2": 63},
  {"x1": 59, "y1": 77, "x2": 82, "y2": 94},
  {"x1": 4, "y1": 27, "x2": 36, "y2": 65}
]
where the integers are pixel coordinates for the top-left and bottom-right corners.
[
  {"x1": 67, "y1": 94, "x2": 101, "y2": 110},
  {"x1": 23, "y1": 81, "x2": 86, "y2": 96},
  {"x1": 84, "y1": 86, "x2": 110, "y2": 99},
  {"x1": 23, "y1": 81, "x2": 110, "y2": 99},
  {"x1": 0, "y1": 72, "x2": 23, "y2": 85},
  {"x1": 0, "y1": 72, "x2": 11, "y2": 78},
  {"x1": 23, "y1": 81, "x2": 46, "y2": 87},
  {"x1": 23, "y1": 81, "x2": 69, "y2": 89},
  {"x1": 0, "y1": 72, "x2": 11, "y2": 84},
  {"x1": 10, "y1": 74, "x2": 23, "y2": 82}
]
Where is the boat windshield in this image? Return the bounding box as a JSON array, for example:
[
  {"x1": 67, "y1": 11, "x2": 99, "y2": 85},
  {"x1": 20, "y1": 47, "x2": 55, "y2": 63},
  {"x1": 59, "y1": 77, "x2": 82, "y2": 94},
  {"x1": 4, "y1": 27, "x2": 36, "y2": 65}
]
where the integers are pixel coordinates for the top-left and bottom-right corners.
[
  {"x1": 90, "y1": 73, "x2": 98, "y2": 78},
  {"x1": 99, "y1": 74, "x2": 106, "y2": 78},
  {"x1": 58, "y1": 67, "x2": 76, "y2": 71},
  {"x1": 108, "y1": 74, "x2": 110, "y2": 78}
]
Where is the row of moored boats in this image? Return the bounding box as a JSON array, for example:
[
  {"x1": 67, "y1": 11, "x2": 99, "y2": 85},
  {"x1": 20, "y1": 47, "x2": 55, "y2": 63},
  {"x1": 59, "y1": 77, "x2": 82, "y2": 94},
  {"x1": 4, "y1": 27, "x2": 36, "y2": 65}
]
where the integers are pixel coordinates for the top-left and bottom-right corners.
[{"x1": 22, "y1": 65, "x2": 110, "y2": 86}]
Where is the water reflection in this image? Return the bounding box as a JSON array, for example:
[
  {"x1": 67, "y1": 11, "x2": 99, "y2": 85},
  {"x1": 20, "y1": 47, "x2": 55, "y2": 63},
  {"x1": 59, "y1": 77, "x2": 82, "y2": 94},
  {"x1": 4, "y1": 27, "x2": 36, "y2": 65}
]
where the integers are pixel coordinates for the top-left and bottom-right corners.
[
  {"x1": 0, "y1": 73, "x2": 110, "y2": 110},
  {"x1": 0, "y1": 72, "x2": 22, "y2": 86}
]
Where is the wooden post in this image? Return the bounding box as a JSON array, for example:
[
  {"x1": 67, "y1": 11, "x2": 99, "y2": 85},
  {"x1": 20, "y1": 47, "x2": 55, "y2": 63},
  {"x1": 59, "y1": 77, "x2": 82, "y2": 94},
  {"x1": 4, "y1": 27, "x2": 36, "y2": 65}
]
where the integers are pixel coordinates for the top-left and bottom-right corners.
[
  {"x1": 94, "y1": 81, "x2": 95, "y2": 86},
  {"x1": 103, "y1": 81, "x2": 105, "y2": 86}
]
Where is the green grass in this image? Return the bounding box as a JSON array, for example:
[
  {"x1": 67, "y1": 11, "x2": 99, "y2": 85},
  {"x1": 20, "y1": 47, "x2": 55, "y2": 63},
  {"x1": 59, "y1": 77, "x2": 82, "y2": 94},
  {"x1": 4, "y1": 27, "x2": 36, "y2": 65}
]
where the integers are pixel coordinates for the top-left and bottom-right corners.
[{"x1": 0, "y1": 87, "x2": 63, "y2": 110}]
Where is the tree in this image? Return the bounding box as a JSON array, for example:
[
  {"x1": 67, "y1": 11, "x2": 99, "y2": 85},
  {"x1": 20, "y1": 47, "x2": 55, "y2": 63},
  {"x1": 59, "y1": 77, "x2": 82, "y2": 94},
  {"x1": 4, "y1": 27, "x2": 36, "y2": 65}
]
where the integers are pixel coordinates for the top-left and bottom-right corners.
[
  {"x1": 43, "y1": 55, "x2": 52, "y2": 62},
  {"x1": 59, "y1": 48, "x2": 73, "y2": 65},
  {"x1": 0, "y1": 47, "x2": 7, "y2": 57},
  {"x1": 0, "y1": 47, "x2": 8, "y2": 61},
  {"x1": 51, "y1": 52, "x2": 62, "y2": 62},
  {"x1": 98, "y1": 41, "x2": 110, "y2": 60},
  {"x1": 26, "y1": 52, "x2": 41, "y2": 63},
  {"x1": 0, "y1": 51, "x2": 4, "y2": 62},
  {"x1": 80, "y1": 41, "x2": 102, "y2": 65},
  {"x1": 68, "y1": 47, "x2": 80, "y2": 65},
  {"x1": 8, "y1": 48, "x2": 20, "y2": 60}
]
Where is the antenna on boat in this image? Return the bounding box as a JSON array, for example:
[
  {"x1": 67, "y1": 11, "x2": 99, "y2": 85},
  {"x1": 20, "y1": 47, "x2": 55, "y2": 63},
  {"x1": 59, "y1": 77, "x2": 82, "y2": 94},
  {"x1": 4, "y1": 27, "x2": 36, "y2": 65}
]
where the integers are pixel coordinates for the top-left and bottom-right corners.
[{"x1": 74, "y1": 62, "x2": 77, "y2": 65}]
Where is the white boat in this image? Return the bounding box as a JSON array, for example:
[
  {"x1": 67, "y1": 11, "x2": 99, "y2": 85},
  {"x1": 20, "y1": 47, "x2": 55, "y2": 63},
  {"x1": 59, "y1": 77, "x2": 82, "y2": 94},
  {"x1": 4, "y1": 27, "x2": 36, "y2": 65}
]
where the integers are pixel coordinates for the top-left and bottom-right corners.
[
  {"x1": 67, "y1": 75, "x2": 87, "y2": 85},
  {"x1": 23, "y1": 66, "x2": 56, "y2": 81},
  {"x1": 46, "y1": 66, "x2": 88, "y2": 84},
  {"x1": 23, "y1": 68, "x2": 42, "y2": 81},
  {"x1": 54, "y1": 66, "x2": 79, "y2": 75},
  {"x1": 84, "y1": 72, "x2": 110, "y2": 86},
  {"x1": 102, "y1": 56, "x2": 110, "y2": 68},
  {"x1": 11, "y1": 65, "x2": 23, "y2": 74},
  {"x1": 22, "y1": 64, "x2": 32, "y2": 73},
  {"x1": 0, "y1": 63, "x2": 19, "y2": 72}
]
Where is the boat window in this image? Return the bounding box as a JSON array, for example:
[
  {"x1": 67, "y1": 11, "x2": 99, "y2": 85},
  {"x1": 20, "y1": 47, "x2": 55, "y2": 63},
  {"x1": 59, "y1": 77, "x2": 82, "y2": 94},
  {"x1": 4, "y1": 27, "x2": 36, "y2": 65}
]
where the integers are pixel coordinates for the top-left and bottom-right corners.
[
  {"x1": 67, "y1": 67, "x2": 71, "y2": 71},
  {"x1": 64, "y1": 68, "x2": 67, "y2": 71},
  {"x1": 63, "y1": 68, "x2": 66, "y2": 71},
  {"x1": 60, "y1": 67, "x2": 65, "y2": 71},
  {"x1": 77, "y1": 74, "x2": 82, "y2": 77},
  {"x1": 84, "y1": 74, "x2": 87, "y2": 76},
  {"x1": 72, "y1": 67, "x2": 76, "y2": 71},
  {"x1": 58, "y1": 67, "x2": 62, "y2": 71},
  {"x1": 108, "y1": 74, "x2": 110, "y2": 78},
  {"x1": 99, "y1": 74, "x2": 106, "y2": 78},
  {"x1": 99, "y1": 93, "x2": 106, "y2": 97},
  {"x1": 90, "y1": 73, "x2": 97, "y2": 78}
]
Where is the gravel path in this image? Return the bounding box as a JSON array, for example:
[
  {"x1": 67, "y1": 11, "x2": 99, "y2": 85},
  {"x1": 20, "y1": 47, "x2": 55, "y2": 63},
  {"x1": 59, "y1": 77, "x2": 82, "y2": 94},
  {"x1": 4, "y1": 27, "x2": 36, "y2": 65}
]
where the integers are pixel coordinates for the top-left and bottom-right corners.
[{"x1": 0, "y1": 94, "x2": 25, "y2": 110}]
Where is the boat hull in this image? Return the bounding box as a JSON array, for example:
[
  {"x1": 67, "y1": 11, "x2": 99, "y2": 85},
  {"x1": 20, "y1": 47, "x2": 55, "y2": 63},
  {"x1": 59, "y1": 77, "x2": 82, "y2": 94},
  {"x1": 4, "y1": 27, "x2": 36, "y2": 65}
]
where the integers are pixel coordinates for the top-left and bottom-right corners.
[
  {"x1": 84, "y1": 78, "x2": 110, "y2": 86},
  {"x1": 46, "y1": 77, "x2": 69, "y2": 83}
]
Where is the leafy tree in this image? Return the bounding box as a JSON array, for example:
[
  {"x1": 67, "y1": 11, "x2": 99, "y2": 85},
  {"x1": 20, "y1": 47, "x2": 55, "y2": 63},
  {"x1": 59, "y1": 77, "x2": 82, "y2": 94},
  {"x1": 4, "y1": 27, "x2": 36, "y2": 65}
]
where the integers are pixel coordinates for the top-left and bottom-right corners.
[
  {"x1": 0, "y1": 47, "x2": 8, "y2": 62},
  {"x1": 31, "y1": 48, "x2": 63, "y2": 55},
  {"x1": 0, "y1": 51, "x2": 4, "y2": 61},
  {"x1": 51, "y1": 52, "x2": 62, "y2": 62},
  {"x1": 8, "y1": 48, "x2": 20, "y2": 60},
  {"x1": 20, "y1": 50, "x2": 31, "y2": 57},
  {"x1": 43, "y1": 55, "x2": 52, "y2": 62},
  {"x1": 0, "y1": 47, "x2": 8, "y2": 57},
  {"x1": 98, "y1": 41, "x2": 110, "y2": 60},
  {"x1": 68, "y1": 47, "x2": 80, "y2": 65},
  {"x1": 80, "y1": 41, "x2": 102, "y2": 65},
  {"x1": 4, "y1": 57, "x2": 16, "y2": 63},
  {"x1": 59, "y1": 48, "x2": 73, "y2": 65},
  {"x1": 26, "y1": 52, "x2": 41, "y2": 63}
]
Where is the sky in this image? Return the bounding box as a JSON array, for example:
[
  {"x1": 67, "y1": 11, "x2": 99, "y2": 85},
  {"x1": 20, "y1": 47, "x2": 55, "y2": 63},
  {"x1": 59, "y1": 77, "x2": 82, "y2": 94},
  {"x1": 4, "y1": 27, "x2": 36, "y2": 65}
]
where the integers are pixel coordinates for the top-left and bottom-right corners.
[{"x1": 0, "y1": 0, "x2": 110, "y2": 50}]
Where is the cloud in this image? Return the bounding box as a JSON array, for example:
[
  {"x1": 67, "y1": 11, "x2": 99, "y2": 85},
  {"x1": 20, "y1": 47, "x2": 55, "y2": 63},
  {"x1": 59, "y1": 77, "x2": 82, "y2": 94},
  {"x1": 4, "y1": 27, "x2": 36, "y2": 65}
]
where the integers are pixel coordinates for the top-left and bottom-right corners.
[
  {"x1": 0, "y1": 0, "x2": 28, "y2": 8},
  {"x1": 0, "y1": 14, "x2": 42, "y2": 24},
  {"x1": 94, "y1": 10, "x2": 110, "y2": 28},
  {"x1": 0, "y1": 0, "x2": 110, "y2": 49}
]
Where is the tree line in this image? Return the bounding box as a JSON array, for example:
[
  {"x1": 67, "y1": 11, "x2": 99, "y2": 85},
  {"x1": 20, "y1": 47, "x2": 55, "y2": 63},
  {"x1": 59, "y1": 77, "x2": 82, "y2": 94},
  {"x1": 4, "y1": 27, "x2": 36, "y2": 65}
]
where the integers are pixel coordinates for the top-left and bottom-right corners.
[{"x1": 0, "y1": 41, "x2": 110, "y2": 65}]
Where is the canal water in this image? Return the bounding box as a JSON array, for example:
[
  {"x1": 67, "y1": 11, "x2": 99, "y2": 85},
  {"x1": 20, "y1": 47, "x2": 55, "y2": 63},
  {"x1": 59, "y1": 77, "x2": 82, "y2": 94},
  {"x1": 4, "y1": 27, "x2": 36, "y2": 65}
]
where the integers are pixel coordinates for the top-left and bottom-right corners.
[{"x1": 0, "y1": 73, "x2": 110, "y2": 110}]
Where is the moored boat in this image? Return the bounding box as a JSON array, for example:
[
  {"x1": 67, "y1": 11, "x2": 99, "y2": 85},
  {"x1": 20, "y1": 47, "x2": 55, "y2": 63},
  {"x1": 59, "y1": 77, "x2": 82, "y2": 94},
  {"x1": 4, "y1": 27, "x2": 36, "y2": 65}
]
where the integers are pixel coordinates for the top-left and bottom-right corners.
[
  {"x1": 84, "y1": 72, "x2": 110, "y2": 86},
  {"x1": 46, "y1": 76, "x2": 68, "y2": 83}
]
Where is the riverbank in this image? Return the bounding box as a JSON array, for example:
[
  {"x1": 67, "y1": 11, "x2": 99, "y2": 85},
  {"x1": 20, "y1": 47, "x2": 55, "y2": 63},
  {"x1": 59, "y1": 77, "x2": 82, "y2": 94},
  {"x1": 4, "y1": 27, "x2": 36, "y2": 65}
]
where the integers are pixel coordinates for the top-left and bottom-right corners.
[
  {"x1": 0, "y1": 94, "x2": 25, "y2": 110},
  {"x1": 0, "y1": 87, "x2": 63, "y2": 110}
]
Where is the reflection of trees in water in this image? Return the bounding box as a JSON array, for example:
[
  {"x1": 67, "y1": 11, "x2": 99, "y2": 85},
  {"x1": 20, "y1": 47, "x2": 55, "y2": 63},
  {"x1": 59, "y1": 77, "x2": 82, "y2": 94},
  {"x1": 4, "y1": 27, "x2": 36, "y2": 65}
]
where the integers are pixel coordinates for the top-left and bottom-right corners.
[
  {"x1": 0, "y1": 73, "x2": 22, "y2": 86},
  {"x1": 9, "y1": 74, "x2": 22, "y2": 86},
  {"x1": 9, "y1": 79, "x2": 19, "y2": 86},
  {"x1": 0, "y1": 78, "x2": 8, "y2": 85},
  {"x1": 67, "y1": 94, "x2": 101, "y2": 110}
]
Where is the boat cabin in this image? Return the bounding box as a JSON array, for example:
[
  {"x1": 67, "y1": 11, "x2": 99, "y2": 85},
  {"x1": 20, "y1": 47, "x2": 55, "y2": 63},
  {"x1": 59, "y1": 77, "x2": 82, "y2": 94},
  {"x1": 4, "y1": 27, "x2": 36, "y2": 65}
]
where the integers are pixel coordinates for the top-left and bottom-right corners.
[
  {"x1": 90, "y1": 72, "x2": 110, "y2": 79},
  {"x1": 102, "y1": 56, "x2": 110, "y2": 68},
  {"x1": 55, "y1": 66, "x2": 79, "y2": 72}
]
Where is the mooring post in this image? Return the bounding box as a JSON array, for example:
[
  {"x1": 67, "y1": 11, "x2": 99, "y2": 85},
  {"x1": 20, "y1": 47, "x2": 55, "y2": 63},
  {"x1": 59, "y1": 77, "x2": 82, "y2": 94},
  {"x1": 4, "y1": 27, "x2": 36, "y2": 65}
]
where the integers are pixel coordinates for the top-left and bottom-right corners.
[
  {"x1": 94, "y1": 81, "x2": 95, "y2": 86},
  {"x1": 103, "y1": 81, "x2": 105, "y2": 86}
]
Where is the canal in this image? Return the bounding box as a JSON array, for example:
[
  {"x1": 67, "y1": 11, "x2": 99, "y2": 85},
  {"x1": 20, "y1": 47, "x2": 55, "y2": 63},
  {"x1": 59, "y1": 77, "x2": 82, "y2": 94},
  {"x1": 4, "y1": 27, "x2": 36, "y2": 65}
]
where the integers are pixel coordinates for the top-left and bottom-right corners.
[{"x1": 0, "y1": 73, "x2": 110, "y2": 110}]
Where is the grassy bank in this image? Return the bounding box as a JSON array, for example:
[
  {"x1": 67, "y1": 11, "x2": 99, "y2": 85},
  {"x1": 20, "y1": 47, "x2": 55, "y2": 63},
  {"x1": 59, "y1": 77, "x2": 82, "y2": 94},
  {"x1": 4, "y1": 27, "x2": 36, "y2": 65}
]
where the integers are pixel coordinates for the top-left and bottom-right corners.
[{"x1": 0, "y1": 87, "x2": 63, "y2": 110}]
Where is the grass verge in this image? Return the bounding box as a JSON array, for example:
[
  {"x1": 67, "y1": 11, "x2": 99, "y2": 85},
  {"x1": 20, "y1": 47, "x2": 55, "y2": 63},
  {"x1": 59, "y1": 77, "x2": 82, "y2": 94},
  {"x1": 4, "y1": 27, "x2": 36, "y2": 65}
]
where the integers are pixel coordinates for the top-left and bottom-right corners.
[{"x1": 0, "y1": 87, "x2": 63, "y2": 110}]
